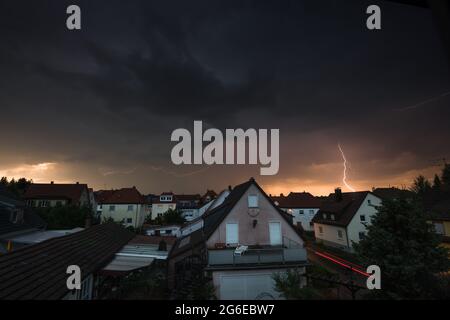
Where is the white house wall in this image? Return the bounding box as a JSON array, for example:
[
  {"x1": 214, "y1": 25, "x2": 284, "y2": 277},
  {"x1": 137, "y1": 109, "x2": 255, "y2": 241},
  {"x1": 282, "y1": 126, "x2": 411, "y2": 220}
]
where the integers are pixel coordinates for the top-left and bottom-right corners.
[
  {"x1": 313, "y1": 223, "x2": 348, "y2": 249},
  {"x1": 101, "y1": 204, "x2": 146, "y2": 228},
  {"x1": 346, "y1": 193, "x2": 381, "y2": 248}
]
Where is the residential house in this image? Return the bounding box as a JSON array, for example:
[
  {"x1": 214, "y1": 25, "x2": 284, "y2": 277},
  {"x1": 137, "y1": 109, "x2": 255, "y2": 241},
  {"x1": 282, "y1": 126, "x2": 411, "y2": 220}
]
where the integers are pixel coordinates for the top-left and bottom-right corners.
[
  {"x1": 151, "y1": 192, "x2": 177, "y2": 220},
  {"x1": 23, "y1": 182, "x2": 91, "y2": 209},
  {"x1": 177, "y1": 194, "x2": 202, "y2": 221},
  {"x1": 179, "y1": 189, "x2": 231, "y2": 237},
  {"x1": 312, "y1": 189, "x2": 382, "y2": 252},
  {"x1": 372, "y1": 187, "x2": 414, "y2": 201},
  {"x1": 168, "y1": 178, "x2": 308, "y2": 300},
  {"x1": 272, "y1": 192, "x2": 322, "y2": 231},
  {"x1": 0, "y1": 187, "x2": 46, "y2": 253},
  {"x1": 0, "y1": 223, "x2": 134, "y2": 300},
  {"x1": 95, "y1": 187, "x2": 148, "y2": 228},
  {"x1": 428, "y1": 199, "x2": 450, "y2": 252}
]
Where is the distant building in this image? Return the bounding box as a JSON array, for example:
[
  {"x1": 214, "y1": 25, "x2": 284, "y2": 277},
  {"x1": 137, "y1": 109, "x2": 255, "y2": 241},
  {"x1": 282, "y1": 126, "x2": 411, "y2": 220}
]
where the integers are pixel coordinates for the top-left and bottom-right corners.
[
  {"x1": 95, "y1": 187, "x2": 148, "y2": 228},
  {"x1": 151, "y1": 192, "x2": 177, "y2": 220},
  {"x1": 372, "y1": 187, "x2": 415, "y2": 201},
  {"x1": 272, "y1": 192, "x2": 322, "y2": 231},
  {"x1": 23, "y1": 182, "x2": 91, "y2": 208},
  {"x1": 427, "y1": 199, "x2": 450, "y2": 253},
  {"x1": 312, "y1": 189, "x2": 382, "y2": 252},
  {"x1": 0, "y1": 187, "x2": 46, "y2": 253}
]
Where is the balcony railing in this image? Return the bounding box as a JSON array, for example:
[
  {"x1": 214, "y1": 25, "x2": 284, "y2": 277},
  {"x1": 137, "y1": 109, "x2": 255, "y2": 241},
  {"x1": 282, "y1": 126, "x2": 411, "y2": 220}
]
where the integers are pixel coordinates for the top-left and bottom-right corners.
[{"x1": 207, "y1": 247, "x2": 307, "y2": 266}]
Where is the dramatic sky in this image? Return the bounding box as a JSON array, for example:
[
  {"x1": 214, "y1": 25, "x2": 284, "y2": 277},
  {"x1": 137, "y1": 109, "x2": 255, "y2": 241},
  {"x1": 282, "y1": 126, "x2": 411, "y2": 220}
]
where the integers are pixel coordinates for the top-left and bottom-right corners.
[{"x1": 0, "y1": 0, "x2": 449, "y2": 196}]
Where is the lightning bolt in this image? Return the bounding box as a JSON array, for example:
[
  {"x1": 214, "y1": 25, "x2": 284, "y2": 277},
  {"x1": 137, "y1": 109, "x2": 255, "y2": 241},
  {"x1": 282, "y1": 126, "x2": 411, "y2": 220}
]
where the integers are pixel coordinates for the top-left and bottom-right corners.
[{"x1": 338, "y1": 144, "x2": 356, "y2": 192}]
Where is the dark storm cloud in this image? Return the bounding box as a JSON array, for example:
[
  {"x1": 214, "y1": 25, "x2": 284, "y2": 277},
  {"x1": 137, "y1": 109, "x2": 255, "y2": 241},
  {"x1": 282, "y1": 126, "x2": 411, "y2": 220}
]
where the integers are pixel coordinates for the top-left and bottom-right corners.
[{"x1": 0, "y1": 0, "x2": 449, "y2": 193}]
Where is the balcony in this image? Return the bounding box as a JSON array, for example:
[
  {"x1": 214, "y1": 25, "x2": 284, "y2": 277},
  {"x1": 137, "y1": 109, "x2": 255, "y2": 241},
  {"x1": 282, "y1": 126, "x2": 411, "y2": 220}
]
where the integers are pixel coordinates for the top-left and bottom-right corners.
[{"x1": 207, "y1": 246, "x2": 307, "y2": 268}]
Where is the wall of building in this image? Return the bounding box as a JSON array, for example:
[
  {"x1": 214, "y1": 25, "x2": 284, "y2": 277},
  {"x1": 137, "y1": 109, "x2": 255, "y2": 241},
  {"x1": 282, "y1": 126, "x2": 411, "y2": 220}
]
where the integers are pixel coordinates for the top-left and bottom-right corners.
[
  {"x1": 100, "y1": 203, "x2": 146, "y2": 228},
  {"x1": 313, "y1": 223, "x2": 349, "y2": 249},
  {"x1": 151, "y1": 202, "x2": 176, "y2": 220},
  {"x1": 346, "y1": 193, "x2": 381, "y2": 247},
  {"x1": 211, "y1": 267, "x2": 306, "y2": 300},
  {"x1": 206, "y1": 184, "x2": 304, "y2": 248},
  {"x1": 281, "y1": 207, "x2": 319, "y2": 231}
]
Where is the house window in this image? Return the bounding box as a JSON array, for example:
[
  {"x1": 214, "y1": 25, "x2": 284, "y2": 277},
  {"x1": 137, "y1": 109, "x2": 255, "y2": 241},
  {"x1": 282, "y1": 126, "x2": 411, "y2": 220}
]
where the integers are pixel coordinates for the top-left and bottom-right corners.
[
  {"x1": 79, "y1": 276, "x2": 92, "y2": 300},
  {"x1": 318, "y1": 226, "x2": 323, "y2": 233},
  {"x1": 330, "y1": 214, "x2": 335, "y2": 221},
  {"x1": 40, "y1": 200, "x2": 49, "y2": 208},
  {"x1": 299, "y1": 210, "x2": 304, "y2": 215},
  {"x1": 309, "y1": 209, "x2": 314, "y2": 215},
  {"x1": 360, "y1": 215, "x2": 366, "y2": 222},
  {"x1": 322, "y1": 213, "x2": 327, "y2": 219},
  {"x1": 433, "y1": 222, "x2": 445, "y2": 235},
  {"x1": 248, "y1": 195, "x2": 258, "y2": 208},
  {"x1": 337, "y1": 230, "x2": 343, "y2": 239},
  {"x1": 368, "y1": 199, "x2": 371, "y2": 205},
  {"x1": 226, "y1": 223, "x2": 239, "y2": 245},
  {"x1": 359, "y1": 232, "x2": 366, "y2": 240},
  {"x1": 99, "y1": 204, "x2": 102, "y2": 209},
  {"x1": 127, "y1": 205, "x2": 134, "y2": 211},
  {"x1": 109, "y1": 205, "x2": 115, "y2": 211},
  {"x1": 126, "y1": 218, "x2": 132, "y2": 224}
]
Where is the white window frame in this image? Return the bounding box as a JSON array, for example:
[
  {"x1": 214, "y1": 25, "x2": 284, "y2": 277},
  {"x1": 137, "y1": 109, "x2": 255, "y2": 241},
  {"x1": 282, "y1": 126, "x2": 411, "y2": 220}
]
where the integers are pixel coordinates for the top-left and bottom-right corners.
[
  {"x1": 226, "y1": 223, "x2": 239, "y2": 245},
  {"x1": 247, "y1": 195, "x2": 258, "y2": 208}
]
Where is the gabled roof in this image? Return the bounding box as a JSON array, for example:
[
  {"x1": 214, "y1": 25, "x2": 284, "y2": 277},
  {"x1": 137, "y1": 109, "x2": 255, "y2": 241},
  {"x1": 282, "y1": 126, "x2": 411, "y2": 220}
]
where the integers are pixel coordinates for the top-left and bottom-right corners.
[
  {"x1": 0, "y1": 223, "x2": 134, "y2": 300},
  {"x1": 169, "y1": 178, "x2": 304, "y2": 259},
  {"x1": 24, "y1": 183, "x2": 88, "y2": 204},
  {"x1": 272, "y1": 192, "x2": 321, "y2": 208},
  {"x1": 312, "y1": 191, "x2": 374, "y2": 227},
  {"x1": 95, "y1": 187, "x2": 145, "y2": 204}
]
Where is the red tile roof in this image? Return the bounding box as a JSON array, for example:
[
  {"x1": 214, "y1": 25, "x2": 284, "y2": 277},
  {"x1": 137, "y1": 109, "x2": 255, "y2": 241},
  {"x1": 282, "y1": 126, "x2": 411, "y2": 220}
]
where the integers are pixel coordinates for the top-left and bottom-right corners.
[
  {"x1": 95, "y1": 187, "x2": 145, "y2": 204},
  {"x1": 23, "y1": 183, "x2": 88, "y2": 204}
]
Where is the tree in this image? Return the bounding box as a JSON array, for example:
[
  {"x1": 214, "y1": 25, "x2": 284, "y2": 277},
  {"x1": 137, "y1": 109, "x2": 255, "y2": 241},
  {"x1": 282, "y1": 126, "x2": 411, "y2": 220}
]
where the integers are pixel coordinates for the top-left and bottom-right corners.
[
  {"x1": 410, "y1": 175, "x2": 431, "y2": 197},
  {"x1": 154, "y1": 209, "x2": 185, "y2": 225},
  {"x1": 441, "y1": 163, "x2": 450, "y2": 192},
  {"x1": 354, "y1": 198, "x2": 449, "y2": 299},
  {"x1": 432, "y1": 174, "x2": 442, "y2": 192},
  {"x1": 36, "y1": 205, "x2": 91, "y2": 229},
  {"x1": 0, "y1": 176, "x2": 32, "y2": 197}
]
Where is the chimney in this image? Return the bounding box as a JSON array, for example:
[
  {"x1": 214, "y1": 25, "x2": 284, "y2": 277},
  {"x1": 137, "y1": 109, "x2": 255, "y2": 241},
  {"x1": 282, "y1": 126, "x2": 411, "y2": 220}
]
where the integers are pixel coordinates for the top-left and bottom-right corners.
[
  {"x1": 228, "y1": 185, "x2": 232, "y2": 191},
  {"x1": 50, "y1": 181, "x2": 54, "y2": 184},
  {"x1": 76, "y1": 182, "x2": 79, "y2": 185},
  {"x1": 335, "y1": 188, "x2": 343, "y2": 202}
]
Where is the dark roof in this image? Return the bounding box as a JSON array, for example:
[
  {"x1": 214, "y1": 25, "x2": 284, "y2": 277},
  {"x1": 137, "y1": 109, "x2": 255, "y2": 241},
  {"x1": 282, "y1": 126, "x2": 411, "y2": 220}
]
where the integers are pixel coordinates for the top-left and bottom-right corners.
[
  {"x1": 272, "y1": 192, "x2": 321, "y2": 208},
  {"x1": 0, "y1": 207, "x2": 46, "y2": 238},
  {"x1": 24, "y1": 183, "x2": 88, "y2": 203},
  {"x1": 0, "y1": 187, "x2": 25, "y2": 208},
  {"x1": 312, "y1": 191, "x2": 373, "y2": 227},
  {"x1": 95, "y1": 187, "x2": 145, "y2": 204},
  {"x1": 169, "y1": 178, "x2": 304, "y2": 259},
  {"x1": 0, "y1": 223, "x2": 134, "y2": 300},
  {"x1": 372, "y1": 187, "x2": 414, "y2": 201}
]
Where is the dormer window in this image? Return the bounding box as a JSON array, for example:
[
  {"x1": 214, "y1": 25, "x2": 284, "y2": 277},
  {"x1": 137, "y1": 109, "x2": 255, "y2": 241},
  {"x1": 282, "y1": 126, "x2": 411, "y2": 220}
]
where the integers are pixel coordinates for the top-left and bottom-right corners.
[{"x1": 248, "y1": 195, "x2": 258, "y2": 208}]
